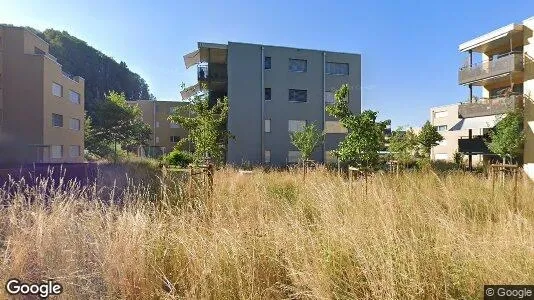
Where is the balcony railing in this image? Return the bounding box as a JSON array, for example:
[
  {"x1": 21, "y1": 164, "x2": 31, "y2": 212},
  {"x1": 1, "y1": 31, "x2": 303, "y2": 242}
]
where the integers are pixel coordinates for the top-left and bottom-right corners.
[
  {"x1": 197, "y1": 65, "x2": 227, "y2": 82},
  {"x1": 458, "y1": 94, "x2": 522, "y2": 118},
  {"x1": 458, "y1": 52, "x2": 523, "y2": 85},
  {"x1": 458, "y1": 136, "x2": 490, "y2": 154}
]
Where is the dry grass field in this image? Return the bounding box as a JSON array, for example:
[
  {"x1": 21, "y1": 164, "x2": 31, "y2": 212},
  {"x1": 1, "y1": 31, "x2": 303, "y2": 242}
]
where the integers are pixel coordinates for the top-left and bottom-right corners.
[{"x1": 1, "y1": 167, "x2": 533, "y2": 299}]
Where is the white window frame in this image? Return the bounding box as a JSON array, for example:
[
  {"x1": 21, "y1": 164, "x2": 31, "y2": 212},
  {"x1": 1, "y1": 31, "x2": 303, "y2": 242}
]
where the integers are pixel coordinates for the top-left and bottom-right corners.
[
  {"x1": 288, "y1": 120, "x2": 306, "y2": 133},
  {"x1": 325, "y1": 62, "x2": 349, "y2": 75},
  {"x1": 69, "y1": 90, "x2": 80, "y2": 104},
  {"x1": 289, "y1": 59, "x2": 307, "y2": 72},
  {"x1": 51, "y1": 145, "x2": 63, "y2": 159},
  {"x1": 52, "y1": 82, "x2": 63, "y2": 97},
  {"x1": 264, "y1": 150, "x2": 271, "y2": 163},
  {"x1": 69, "y1": 118, "x2": 81, "y2": 131},
  {"x1": 265, "y1": 119, "x2": 271, "y2": 133},
  {"x1": 69, "y1": 145, "x2": 81, "y2": 157}
]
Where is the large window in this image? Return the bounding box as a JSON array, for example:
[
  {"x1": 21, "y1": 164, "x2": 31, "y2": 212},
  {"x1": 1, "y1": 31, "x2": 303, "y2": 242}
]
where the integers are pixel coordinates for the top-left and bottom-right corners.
[
  {"x1": 289, "y1": 89, "x2": 307, "y2": 102},
  {"x1": 52, "y1": 113, "x2": 63, "y2": 127},
  {"x1": 326, "y1": 62, "x2": 349, "y2": 75},
  {"x1": 52, "y1": 82, "x2": 63, "y2": 97},
  {"x1": 264, "y1": 56, "x2": 271, "y2": 70},
  {"x1": 265, "y1": 88, "x2": 271, "y2": 101},
  {"x1": 69, "y1": 145, "x2": 81, "y2": 157},
  {"x1": 170, "y1": 136, "x2": 180, "y2": 143},
  {"x1": 435, "y1": 125, "x2": 447, "y2": 131},
  {"x1": 289, "y1": 59, "x2": 307, "y2": 72},
  {"x1": 325, "y1": 91, "x2": 335, "y2": 104},
  {"x1": 51, "y1": 145, "x2": 63, "y2": 159},
  {"x1": 265, "y1": 119, "x2": 271, "y2": 133},
  {"x1": 69, "y1": 118, "x2": 81, "y2": 131},
  {"x1": 69, "y1": 90, "x2": 80, "y2": 104},
  {"x1": 264, "y1": 150, "x2": 271, "y2": 163},
  {"x1": 287, "y1": 151, "x2": 301, "y2": 163},
  {"x1": 288, "y1": 120, "x2": 306, "y2": 132}
]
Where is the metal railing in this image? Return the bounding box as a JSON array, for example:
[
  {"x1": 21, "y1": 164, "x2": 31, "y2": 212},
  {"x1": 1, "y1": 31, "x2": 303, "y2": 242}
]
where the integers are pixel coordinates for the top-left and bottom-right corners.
[
  {"x1": 458, "y1": 52, "x2": 523, "y2": 85},
  {"x1": 458, "y1": 94, "x2": 522, "y2": 118},
  {"x1": 197, "y1": 65, "x2": 227, "y2": 82}
]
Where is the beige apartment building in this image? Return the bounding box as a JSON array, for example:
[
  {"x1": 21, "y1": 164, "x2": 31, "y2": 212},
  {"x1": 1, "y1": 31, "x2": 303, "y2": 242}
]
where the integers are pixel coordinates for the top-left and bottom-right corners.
[
  {"x1": 0, "y1": 25, "x2": 85, "y2": 164},
  {"x1": 430, "y1": 104, "x2": 484, "y2": 165},
  {"x1": 126, "y1": 100, "x2": 188, "y2": 156},
  {"x1": 455, "y1": 17, "x2": 534, "y2": 179}
]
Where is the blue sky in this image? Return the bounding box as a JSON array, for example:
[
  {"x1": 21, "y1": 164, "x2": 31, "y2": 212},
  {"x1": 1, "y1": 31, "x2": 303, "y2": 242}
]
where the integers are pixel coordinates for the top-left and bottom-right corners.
[{"x1": 1, "y1": 0, "x2": 533, "y2": 128}]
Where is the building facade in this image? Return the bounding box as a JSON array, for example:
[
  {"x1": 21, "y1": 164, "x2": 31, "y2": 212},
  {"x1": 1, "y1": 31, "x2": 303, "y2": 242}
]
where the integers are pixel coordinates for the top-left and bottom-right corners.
[
  {"x1": 0, "y1": 26, "x2": 85, "y2": 164},
  {"x1": 183, "y1": 42, "x2": 361, "y2": 166},
  {"x1": 455, "y1": 17, "x2": 534, "y2": 179},
  {"x1": 126, "y1": 100, "x2": 189, "y2": 156},
  {"x1": 430, "y1": 104, "x2": 485, "y2": 165}
]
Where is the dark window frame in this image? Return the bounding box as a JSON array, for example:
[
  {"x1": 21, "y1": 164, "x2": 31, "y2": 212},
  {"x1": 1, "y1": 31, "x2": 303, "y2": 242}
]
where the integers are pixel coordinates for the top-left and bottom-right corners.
[
  {"x1": 288, "y1": 89, "x2": 308, "y2": 102},
  {"x1": 264, "y1": 56, "x2": 271, "y2": 70},
  {"x1": 289, "y1": 59, "x2": 307, "y2": 72},
  {"x1": 265, "y1": 88, "x2": 271, "y2": 101}
]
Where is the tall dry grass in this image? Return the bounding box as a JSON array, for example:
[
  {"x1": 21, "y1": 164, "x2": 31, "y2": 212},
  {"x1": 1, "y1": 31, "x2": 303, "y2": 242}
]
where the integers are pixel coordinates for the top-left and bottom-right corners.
[{"x1": 1, "y1": 168, "x2": 534, "y2": 299}]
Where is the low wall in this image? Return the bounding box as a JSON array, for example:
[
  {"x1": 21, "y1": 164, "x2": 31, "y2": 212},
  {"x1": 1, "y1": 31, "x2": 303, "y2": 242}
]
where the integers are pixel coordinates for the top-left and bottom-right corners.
[{"x1": 0, "y1": 163, "x2": 98, "y2": 186}]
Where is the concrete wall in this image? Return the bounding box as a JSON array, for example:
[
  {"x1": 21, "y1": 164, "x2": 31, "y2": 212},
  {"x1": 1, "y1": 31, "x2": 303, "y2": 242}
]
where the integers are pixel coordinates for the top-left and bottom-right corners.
[
  {"x1": 226, "y1": 42, "x2": 361, "y2": 166},
  {"x1": 522, "y1": 18, "x2": 534, "y2": 180}
]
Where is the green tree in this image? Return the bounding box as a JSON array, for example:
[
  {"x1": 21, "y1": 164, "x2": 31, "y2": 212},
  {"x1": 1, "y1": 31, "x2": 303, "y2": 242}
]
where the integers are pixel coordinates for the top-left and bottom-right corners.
[
  {"x1": 486, "y1": 111, "x2": 524, "y2": 164},
  {"x1": 86, "y1": 91, "x2": 151, "y2": 160},
  {"x1": 388, "y1": 127, "x2": 418, "y2": 166},
  {"x1": 418, "y1": 121, "x2": 444, "y2": 158},
  {"x1": 326, "y1": 84, "x2": 387, "y2": 170},
  {"x1": 168, "y1": 93, "x2": 230, "y2": 165},
  {"x1": 290, "y1": 123, "x2": 324, "y2": 161}
]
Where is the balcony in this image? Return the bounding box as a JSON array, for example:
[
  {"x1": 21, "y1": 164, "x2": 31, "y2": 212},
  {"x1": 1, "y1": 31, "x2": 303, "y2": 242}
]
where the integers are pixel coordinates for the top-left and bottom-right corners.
[
  {"x1": 458, "y1": 136, "x2": 490, "y2": 154},
  {"x1": 197, "y1": 64, "x2": 227, "y2": 82},
  {"x1": 458, "y1": 94, "x2": 522, "y2": 118},
  {"x1": 458, "y1": 52, "x2": 523, "y2": 85}
]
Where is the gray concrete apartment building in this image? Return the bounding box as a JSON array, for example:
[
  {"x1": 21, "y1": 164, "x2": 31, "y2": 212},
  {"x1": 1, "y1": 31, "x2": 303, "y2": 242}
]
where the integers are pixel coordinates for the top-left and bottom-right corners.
[{"x1": 182, "y1": 42, "x2": 361, "y2": 166}]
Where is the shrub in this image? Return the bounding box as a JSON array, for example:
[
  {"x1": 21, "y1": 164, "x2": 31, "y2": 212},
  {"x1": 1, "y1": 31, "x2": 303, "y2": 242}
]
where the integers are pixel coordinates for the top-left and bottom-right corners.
[{"x1": 164, "y1": 150, "x2": 194, "y2": 167}]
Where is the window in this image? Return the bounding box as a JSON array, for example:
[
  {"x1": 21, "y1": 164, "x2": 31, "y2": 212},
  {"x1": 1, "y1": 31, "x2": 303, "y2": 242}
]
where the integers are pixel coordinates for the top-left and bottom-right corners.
[
  {"x1": 51, "y1": 145, "x2": 63, "y2": 159},
  {"x1": 265, "y1": 88, "x2": 271, "y2": 101},
  {"x1": 434, "y1": 111, "x2": 448, "y2": 118},
  {"x1": 326, "y1": 62, "x2": 349, "y2": 75},
  {"x1": 289, "y1": 89, "x2": 307, "y2": 102},
  {"x1": 52, "y1": 113, "x2": 63, "y2": 127},
  {"x1": 170, "y1": 122, "x2": 180, "y2": 128},
  {"x1": 52, "y1": 82, "x2": 63, "y2": 97},
  {"x1": 170, "y1": 136, "x2": 180, "y2": 143},
  {"x1": 435, "y1": 125, "x2": 447, "y2": 131},
  {"x1": 155, "y1": 136, "x2": 160, "y2": 143},
  {"x1": 288, "y1": 120, "x2": 306, "y2": 132},
  {"x1": 289, "y1": 59, "x2": 307, "y2": 72},
  {"x1": 265, "y1": 119, "x2": 271, "y2": 133},
  {"x1": 435, "y1": 153, "x2": 448, "y2": 160},
  {"x1": 69, "y1": 90, "x2": 80, "y2": 104},
  {"x1": 325, "y1": 91, "x2": 335, "y2": 104},
  {"x1": 264, "y1": 56, "x2": 271, "y2": 70},
  {"x1": 288, "y1": 151, "x2": 301, "y2": 163},
  {"x1": 69, "y1": 118, "x2": 81, "y2": 131},
  {"x1": 156, "y1": 121, "x2": 160, "y2": 128},
  {"x1": 265, "y1": 150, "x2": 271, "y2": 163},
  {"x1": 325, "y1": 121, "x2": 348, "y2": 134},
  {"x1": 69, "y1": 145, "x2": 81, "y2": 157}
]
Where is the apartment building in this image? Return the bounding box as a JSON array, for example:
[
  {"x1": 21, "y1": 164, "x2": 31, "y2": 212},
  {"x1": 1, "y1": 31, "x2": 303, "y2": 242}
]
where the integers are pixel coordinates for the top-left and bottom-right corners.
[
  {"x1": 0, "y1": 25, "x2": 85, "y2": 164},
  {"x1": 182, "y1": 42, "x2": 361, "y2": 166},
  {"x1": 430, "y1": 104, "x2": 485, "y2": 165},
  {"x1": 455, "y1": 17, "x2": 534, "y2": 179},
  {"x1": 126, "y1": 100, "x2": 188, "y2": 156}
]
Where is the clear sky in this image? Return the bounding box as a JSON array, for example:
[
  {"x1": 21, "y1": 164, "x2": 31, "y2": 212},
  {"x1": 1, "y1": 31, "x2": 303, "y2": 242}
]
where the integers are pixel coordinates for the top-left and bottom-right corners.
[{"x1": 1, "y1": 0, "x2": 533, "y2": 128}]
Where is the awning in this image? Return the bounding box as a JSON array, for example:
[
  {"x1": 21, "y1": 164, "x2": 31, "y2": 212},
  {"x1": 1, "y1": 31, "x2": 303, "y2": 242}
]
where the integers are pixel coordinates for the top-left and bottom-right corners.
[
  {"x1": 180, "y1": 83, "x2": 203, "y2": 100},
  {"x1": 183, "y1": 50, "x2": 200, "y2": 69},
  {"x1": 449, "y1": 114, "x2": 504, "y2": 131}
]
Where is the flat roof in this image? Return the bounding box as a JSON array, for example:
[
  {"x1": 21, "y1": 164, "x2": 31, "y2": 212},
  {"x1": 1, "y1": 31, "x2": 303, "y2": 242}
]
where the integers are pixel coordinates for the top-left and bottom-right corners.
[{"x1": 459, "y1": 23, "x2": 523, "y2": 52}]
